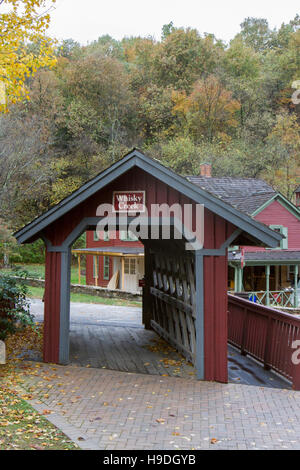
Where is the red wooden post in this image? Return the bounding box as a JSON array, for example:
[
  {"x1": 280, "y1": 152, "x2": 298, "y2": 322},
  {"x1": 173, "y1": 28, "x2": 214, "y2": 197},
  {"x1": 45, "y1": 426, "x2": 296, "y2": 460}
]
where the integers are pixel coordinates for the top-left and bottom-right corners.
[
  {"x1": 204, "y1": 254, "x2": 228, "y2": 383},
  {"x1": 43, "y1": 250, "x2": 61, "y2": 363},
  {"x1": 292, "y1": 340, "x2": 300, "y2": 391},
  {"x1": 241, "y1": 307, "x2": 248, "y2": 356},
  {"x1": 263, "y1": 314, "x2": 273, "y2": 370},
  {"x1": 142, "y1": 244, "x2": 153, "y2": 330},
  {"x1": 292, "y1": 362, "x2": 300, "y2": 391}
]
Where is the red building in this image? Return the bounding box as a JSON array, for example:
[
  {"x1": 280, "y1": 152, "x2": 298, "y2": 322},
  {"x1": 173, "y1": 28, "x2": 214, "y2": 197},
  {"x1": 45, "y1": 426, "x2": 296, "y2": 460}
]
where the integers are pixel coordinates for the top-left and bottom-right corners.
[
  {"x1": 191, "y1": 166, "x2": 300, "y2": 307},
  {"x1": 78, "y1": 230, "x2": 144, "y2": 292}
]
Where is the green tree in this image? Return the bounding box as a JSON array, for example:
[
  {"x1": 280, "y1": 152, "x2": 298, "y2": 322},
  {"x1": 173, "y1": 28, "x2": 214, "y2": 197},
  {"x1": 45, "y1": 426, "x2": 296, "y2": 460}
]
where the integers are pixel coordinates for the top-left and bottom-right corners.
[
  {"x1": 153, "y1": 27, "x2": 224, "y2": 92},
  {"x1": 0, "y1": 218, "x2": 18, "y2": 266},
  {"x1": 137, "y1": 84, "x2": 175, "y2": 142},
  {"x1": 161, "y1": 21, "x2": 175, "y2": 40},
  {"x1": 238, "y1": 17, "x2": 273, "y2": 52},
  {"x1": 60, "y1": 55, "x2": 136, "y2": 157},
  {"x1": 147, "y1": 136, "x2": 200, "y2": 175}
]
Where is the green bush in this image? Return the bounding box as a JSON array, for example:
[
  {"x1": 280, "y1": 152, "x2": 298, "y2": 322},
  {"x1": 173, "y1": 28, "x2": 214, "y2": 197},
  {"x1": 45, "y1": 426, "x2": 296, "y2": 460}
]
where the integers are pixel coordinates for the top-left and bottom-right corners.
[
  {"x1": 0, "y1": 270, "x2": 33, "y2": 341},
  {"x1": 10, "y1": 239, "x2": 45, "y2": 265}
]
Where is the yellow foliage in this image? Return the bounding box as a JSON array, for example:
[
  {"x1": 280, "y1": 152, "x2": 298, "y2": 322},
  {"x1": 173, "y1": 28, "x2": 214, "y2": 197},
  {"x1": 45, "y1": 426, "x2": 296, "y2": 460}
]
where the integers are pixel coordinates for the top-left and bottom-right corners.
[
  {"x1": 0, "y1": 0, "x2": 57, "y2": 112},
  {"x1": 172, "y1": 76, "x2": 240, "y2": 141},
  {"x1": 171, "y1": 89, "x2": 188, "y2": 115}
]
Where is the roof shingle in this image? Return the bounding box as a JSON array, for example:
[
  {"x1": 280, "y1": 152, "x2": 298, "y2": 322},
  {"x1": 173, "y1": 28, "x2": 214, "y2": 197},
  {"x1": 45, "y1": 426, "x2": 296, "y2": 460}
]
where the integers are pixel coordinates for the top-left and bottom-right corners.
[{"x1": 186, "y1": 176, "x2": 276, "y2": 215}]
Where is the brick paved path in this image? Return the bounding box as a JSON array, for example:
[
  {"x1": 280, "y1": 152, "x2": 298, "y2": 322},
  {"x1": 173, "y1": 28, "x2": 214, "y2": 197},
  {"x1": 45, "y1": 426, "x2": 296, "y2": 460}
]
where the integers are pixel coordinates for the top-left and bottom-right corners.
[{"x1": 19, "y1": 362, "x2": 300, "y2": 450}]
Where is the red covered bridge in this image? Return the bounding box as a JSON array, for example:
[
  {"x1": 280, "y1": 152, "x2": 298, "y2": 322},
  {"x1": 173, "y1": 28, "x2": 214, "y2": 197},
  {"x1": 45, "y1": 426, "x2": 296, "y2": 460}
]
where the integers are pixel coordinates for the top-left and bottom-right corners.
[{"x1": 14, "y1": 149, "x2": 284, "y2": 384}]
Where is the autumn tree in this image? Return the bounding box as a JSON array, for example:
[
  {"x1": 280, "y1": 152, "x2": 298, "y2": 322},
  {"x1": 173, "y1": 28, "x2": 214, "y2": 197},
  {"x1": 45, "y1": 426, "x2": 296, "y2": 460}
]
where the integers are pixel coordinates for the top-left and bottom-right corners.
[
  {"x1": 263, "y1": 113, "x2": 300, "y2": 198},
  {"x1": 0, "y1": 0, "x2": 56, "y2": 111},
  {"x1": 172, "y1": 76, "x2": 240, "y2": 142}
]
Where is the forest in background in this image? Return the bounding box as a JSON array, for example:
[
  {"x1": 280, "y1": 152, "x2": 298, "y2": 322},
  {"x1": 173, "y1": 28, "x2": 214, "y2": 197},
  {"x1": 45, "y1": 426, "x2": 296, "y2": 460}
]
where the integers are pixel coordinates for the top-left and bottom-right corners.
[{"x1": 0, "y1": 16, "x2": 300, "y2": 259}]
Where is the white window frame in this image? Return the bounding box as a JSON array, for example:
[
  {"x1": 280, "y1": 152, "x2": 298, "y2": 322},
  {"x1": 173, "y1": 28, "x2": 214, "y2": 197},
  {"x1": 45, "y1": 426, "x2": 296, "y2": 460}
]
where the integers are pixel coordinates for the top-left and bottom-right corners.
[
  {"x1": 269, "y1": 225, "x2": 288, "y2": 250},
  {"x1": 124, "y1": 258, "x2": 136, "y2": 275}
]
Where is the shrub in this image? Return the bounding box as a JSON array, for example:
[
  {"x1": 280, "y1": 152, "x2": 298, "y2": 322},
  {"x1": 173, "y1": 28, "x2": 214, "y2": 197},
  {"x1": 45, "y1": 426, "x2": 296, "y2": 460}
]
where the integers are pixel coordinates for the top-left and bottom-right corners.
[
  {"x1": 10, "y1": 239, "x2": 45, "y2": 265},
  {"x1": 0, "y1": 270, "x2": 33, "y2": 341}
]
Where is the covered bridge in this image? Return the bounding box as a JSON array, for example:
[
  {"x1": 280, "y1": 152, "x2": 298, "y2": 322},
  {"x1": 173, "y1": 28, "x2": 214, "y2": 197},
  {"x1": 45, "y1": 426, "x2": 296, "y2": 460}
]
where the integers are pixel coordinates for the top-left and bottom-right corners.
[{"x1": 14, "y1": 149, "x2": 282, "y2": 384}]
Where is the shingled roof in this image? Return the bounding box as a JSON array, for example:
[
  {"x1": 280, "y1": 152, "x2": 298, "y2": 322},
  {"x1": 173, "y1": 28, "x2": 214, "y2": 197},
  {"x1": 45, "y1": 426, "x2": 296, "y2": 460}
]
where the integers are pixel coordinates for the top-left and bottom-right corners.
[
  {"x1": 228, "y1": 250, "x2": 300, "y2": 264},
  {"x1": 186, "y1": 176, "x2": 276, "y2": 215}
]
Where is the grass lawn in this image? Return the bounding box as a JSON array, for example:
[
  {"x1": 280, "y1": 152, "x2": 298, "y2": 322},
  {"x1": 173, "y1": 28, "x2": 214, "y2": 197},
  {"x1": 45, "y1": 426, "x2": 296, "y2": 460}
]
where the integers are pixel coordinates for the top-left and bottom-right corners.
[
  {"x1": 3, "y1": 263, "x2": 79, "y2": 284},
  {"x1": 0, "y1": 387, "x2": 78, "y2": 450},
  {"x1": 28, "y1": 286, "x2": 142, "y2": 307},
  {"x1": 2, "y1": 264, "x2": 142, "y2": 308}
]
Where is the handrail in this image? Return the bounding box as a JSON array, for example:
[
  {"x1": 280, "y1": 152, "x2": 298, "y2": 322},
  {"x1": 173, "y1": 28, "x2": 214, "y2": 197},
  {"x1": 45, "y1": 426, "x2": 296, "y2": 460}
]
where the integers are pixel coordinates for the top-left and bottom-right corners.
[
  {"x1": 228, "y1": 294, "x2": 300, "y2": 390},
  {"x1": 246, "y1": 289, "x2": 296, "y2": 308}
]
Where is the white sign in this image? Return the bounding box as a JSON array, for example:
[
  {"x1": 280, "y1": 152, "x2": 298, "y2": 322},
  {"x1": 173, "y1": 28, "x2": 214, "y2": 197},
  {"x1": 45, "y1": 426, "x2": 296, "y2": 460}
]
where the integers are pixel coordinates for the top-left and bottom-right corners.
[{"x1": 113, "y1": 191, "x2": 146, "y2": 213}]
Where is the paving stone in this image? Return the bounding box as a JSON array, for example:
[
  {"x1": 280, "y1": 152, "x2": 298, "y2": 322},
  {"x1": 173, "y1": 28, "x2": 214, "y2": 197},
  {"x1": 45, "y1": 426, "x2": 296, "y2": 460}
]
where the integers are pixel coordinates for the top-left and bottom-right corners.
[
  {"x1": 20, "y1": 300, "x2": 298, "y2": 449},
  {"x1": 18, "y1": 362, "x2": 300, "y2": 451}
]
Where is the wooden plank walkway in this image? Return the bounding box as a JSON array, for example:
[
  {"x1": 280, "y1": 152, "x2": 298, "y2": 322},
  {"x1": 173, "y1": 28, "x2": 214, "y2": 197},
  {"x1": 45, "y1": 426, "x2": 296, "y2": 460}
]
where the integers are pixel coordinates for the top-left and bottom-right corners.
[{"x1": 69, "y1": 324, "x2": 196, "y2": 379}]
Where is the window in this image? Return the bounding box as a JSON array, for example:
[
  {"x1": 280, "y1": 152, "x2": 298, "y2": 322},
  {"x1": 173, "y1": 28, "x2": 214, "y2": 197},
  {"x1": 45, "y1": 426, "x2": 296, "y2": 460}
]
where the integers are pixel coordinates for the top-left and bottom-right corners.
[
  {"x1": 287, "y1": 264, "x2": 300, "y2": 281},
  {"x1": 93, "y1": 256, "x2": 98, "y2": 278},
  {"x1": 120, "y1": 230, "x2": 138, "y2": 242},
  {"x1": 269, "y1": 225, "x2": 288, "y2": 249},
  {"x1": 94, "y1": 231, "x2": 109, "y2": 241},
  {"x1": 124, "y1": 258, "x2": 136, "y2": 275},
  {"x1": 103, "y1": 256, "x2": 110, "y2": 280}
]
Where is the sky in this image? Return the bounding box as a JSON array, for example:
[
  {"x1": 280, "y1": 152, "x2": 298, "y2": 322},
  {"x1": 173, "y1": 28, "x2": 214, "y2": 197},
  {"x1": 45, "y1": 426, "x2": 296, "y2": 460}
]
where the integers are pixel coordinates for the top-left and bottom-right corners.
[{"x1": 46, "y1": 0, "x2": 300, "y2": 45}]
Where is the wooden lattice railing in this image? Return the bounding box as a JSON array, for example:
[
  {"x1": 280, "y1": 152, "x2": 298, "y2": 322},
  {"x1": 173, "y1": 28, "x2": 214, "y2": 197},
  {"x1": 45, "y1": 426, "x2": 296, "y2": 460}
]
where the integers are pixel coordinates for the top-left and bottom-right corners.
[
  {"x1": 150, "y1": 250, "x2": 196, "y2": 365},
  {"x1": 228, "y1": 294, "x2": 300, "y2": 390}
]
